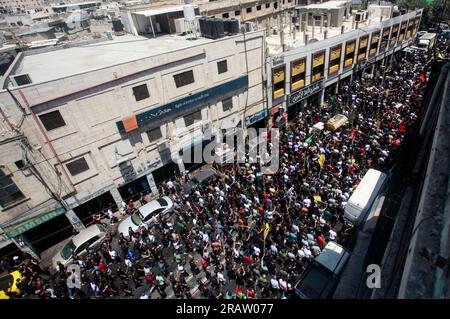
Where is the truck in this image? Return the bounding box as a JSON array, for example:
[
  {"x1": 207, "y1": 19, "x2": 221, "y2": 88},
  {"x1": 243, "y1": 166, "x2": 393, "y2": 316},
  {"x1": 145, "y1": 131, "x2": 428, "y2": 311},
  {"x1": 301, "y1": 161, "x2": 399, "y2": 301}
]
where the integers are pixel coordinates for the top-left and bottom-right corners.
[
  {"x1": 416, "y1": 32, "x2": 437, "y2": 51},
  {"x1": 344, "y1": 168, "x2": 388, "y2": 227},
  {"x1": 293, "y1": 241, "x2": 351, "y2": 299}
]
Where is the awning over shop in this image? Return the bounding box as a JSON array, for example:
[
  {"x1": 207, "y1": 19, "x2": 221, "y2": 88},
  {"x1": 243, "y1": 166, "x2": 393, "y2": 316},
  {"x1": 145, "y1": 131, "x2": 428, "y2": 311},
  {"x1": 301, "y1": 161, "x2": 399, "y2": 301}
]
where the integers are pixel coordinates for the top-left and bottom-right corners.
[{"x1": 3, "y1": 205, "x2": 66, "y2": 238}]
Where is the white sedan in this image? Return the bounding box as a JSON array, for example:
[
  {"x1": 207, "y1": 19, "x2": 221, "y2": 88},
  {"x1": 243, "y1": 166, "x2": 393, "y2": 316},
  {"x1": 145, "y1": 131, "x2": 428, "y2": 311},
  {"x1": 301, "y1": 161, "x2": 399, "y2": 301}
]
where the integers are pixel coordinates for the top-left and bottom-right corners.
[
  {"x1": 52, "y1": 224, "x2": 107, "y2": 269},
  {"x1": 118, "y1": 196, "x2": 173, "y2": 238}
]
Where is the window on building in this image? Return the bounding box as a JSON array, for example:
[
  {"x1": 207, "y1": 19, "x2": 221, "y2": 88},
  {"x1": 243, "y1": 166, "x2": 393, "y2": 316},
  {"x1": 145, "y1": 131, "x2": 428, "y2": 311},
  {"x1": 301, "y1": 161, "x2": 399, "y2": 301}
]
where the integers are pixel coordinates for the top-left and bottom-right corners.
[
  {"x1": 174, "y1": 70, "x2": 195, "y2": 88},
  {"x1": 39, "y1": 110, "x2": 66, "y2": 131},
  {"x1": 217, "y1": 60, "x2": 228, "y2": 74},
  {"x1": 311, "y1": 51, "x2": 325, "y2": 82},
  {"x1": 274, "y1": 2, "x2": 278, "y2": 9},
  {"x1": 272, "y1": 65, "x2": 285, "y2": 99},
  {"x1": 184, "y1": 110, "x2": 202, "y2": 127},
  {"x1": 328, "y1": 45, "x2": 341, "y2": 75},
  {"x1": 12, "y1": 74, "x2": 32, "y2": 86},
  {"x1": 266, "y1": 3, "x2": 271, "y2": 8},
  {"x1": 257, "y1": 5, "x2": 261, "y2": 11},
  {"x1": 132, "y1": 84, "x2": 149, "y2": 101},
  {"x1": 147, "y1": 127, "x2": 162, "y2": 143},
  {"x1": 291, "y1": 58, "x2": 306, "y2": 92},
  {"x1": 222, "y1": 97, "x2": 233, "y2": 112},
  {"x1": 222, "y1": 13, "x2": 229, "y2": 18},
  {"x1": 0, "y1": 169, "x2": 25, "y2": 207},
  {"x1": 15, "y1": 160, "x2": 25, "y2": 170},
  {"x1": 344, "y1": 40, "x2": 356, "y2": 68},
  {"x1": 66, "y1": 157, "x2": 90, "y2": 176},
  {"x1": 235, "y1": 10, "x2": 241, "y2": 16},
  {"x1": 246, "y1": 7, "x2": 252, "y2": 13}
]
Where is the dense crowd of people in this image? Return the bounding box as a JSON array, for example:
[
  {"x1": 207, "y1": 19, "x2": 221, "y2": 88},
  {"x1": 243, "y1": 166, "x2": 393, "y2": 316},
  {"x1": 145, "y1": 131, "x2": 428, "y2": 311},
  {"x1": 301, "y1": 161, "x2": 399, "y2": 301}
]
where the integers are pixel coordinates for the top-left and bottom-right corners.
[{"x1": 0, "y1": 37, "x2": 448, "y2": 299}]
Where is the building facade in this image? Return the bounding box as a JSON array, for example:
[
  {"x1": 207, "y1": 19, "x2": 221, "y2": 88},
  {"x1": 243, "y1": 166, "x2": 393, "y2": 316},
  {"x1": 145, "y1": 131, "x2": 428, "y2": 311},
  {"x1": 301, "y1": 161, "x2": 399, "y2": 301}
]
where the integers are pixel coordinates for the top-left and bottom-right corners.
[
  {"x1": 266, "y1": 8, "x2": 423, "y2": 123},
  {"x1": 0, "y1": 29, "x2": 266, "y2": 256},
  {"x1": 0, "y1": 0, "x2": 44, "y2": 13}
]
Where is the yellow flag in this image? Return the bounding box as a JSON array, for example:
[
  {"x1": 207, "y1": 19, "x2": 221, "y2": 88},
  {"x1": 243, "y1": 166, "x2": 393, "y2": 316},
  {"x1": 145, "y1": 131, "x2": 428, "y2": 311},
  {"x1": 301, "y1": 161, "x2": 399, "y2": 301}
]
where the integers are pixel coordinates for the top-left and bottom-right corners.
[
  {"x1": 317, "y1": 154, "x2": 326, "y2": 168},
  {"x1": 314, "y1": 195, "x2": 322, "y2": 202},
  {"x1": 264, "y1": 223, "x2": 270, "y2": 239}
]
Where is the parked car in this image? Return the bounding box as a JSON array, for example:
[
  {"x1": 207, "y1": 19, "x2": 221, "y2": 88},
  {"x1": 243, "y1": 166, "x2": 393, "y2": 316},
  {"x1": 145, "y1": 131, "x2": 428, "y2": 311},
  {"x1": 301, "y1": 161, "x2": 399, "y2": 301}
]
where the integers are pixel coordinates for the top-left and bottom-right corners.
[
  {"x1": 52, "y1": 224, "x2": 107, "y2": 269},
  {"x1": 0, "y1": 270, "x2": 22, "y2": 299},
  {"x1": 183, "y1": 170, "x2": 216, "y2": 194},
  {"x1": 118, "y1": 196, "x2": 173, "y2": 238}
]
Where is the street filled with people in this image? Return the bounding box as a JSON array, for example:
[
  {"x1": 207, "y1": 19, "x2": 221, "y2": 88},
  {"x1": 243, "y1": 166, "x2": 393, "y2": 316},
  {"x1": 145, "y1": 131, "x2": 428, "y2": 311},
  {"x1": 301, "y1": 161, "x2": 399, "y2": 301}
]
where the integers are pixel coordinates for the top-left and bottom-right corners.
[{"x1": 0, "y1": 38, "x2": 448, "y2": 299}]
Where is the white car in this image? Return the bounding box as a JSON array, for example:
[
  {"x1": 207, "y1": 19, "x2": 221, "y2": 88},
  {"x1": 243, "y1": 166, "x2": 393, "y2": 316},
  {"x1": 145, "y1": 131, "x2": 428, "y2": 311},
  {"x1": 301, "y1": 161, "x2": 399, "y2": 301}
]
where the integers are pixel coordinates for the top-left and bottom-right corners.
[
  {"x1": 52, "y1": 224, "x2": 107, "y2": 269},
  {"x1": 118, "y1": 196, "x2": 173, "y2": 238}
]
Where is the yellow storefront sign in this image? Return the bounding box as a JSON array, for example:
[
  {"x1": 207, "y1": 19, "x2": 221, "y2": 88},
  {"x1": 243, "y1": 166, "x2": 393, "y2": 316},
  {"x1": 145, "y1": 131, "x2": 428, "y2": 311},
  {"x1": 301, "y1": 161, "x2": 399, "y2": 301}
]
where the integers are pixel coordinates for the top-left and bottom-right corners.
[
  {"x1": 292, "y1": 61, "x2": 305, "y2": 76},
  {"x1": 330, "y1": 47, "x2": 341, "y2": 60},
  {"x1": 346, "y1": 41, "x2": 355, "y2": 54},
  {"x1": 291, "y1": 79, "x2": 305, "y2": 91},
  {"x1": 359, "y1": 37, "x2": 368, "y2": 49},
  {"x1": 312, "y1": 53, "x2": 325, "y2": 68},
  {"x1": 273, "y1": 69, "x2": 285, "y2": 83}
]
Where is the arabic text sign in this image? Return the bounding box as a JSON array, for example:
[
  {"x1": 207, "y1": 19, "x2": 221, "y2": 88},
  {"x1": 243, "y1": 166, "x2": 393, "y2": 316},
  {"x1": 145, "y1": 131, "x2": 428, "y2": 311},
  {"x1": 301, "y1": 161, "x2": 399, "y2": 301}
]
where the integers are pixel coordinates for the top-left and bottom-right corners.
[{"x1": 288, "y1": 80, "x2": 324, "y2": 106}]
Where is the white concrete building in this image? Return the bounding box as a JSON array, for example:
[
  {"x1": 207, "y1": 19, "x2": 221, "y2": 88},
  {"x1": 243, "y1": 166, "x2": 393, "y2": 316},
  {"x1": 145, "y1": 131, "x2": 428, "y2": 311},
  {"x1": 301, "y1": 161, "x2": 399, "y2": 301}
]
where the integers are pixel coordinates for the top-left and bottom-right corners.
[
  {"x1": 265, "y1": 6, "x2": 423, "y2": 123},
  {"x1": 0, "y1": 29, "x2": 266, "y2": 256}
]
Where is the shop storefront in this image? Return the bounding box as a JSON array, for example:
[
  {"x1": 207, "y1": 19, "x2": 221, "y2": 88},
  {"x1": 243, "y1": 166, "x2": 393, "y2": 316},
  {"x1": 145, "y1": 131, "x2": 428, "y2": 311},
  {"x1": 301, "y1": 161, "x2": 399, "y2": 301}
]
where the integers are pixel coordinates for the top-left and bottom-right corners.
[
  {"x1": 287, "y1": 79, "x2": 325, "y2": 120},
  {"x1": 246, "y1": 109, "x2": 268, "y2": 132},
  {"x1": 152, "y1": 161, "x2": 181, "y2": 186},
  {"x1": 117, "y1": 175, "x2": 150, "y2": 203},
  {"x1": 4, "y1": 204, "x2": 72, "y2": 255},
  {"x1": 72, "y1": 190, "x2": 117, "y2": 227}
]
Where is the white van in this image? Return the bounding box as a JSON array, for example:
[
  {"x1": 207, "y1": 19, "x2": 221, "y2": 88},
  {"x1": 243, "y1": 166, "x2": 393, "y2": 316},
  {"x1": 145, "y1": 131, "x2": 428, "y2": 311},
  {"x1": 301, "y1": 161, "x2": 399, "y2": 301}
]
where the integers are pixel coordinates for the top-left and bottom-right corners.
[{"x1": 344, "y1": 169, "x2": 387, "y2": 227}]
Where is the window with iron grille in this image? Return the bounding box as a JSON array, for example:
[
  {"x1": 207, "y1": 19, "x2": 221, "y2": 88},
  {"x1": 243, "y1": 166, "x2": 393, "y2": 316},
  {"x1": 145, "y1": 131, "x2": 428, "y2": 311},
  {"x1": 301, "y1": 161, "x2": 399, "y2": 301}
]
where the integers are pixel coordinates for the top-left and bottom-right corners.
[
  {"x1": 66, "y1": 157, "x2": 90, "y2": 176},
  {"x1": 257, "y1": 5, "x2": 261, "y2": 10},
  {"x1": 132, "y1": 84, "x2": 150, "y2": 101},
  {"x1": 246, "y1": 7, "x2": 252, "y2": 13},
  {"x1": 0, "y1": 169, "x2": 25, "y2": 207},
  {"x1": 184, "y1": 110, "x2": 202, "y2": 127},
  {"x1": 217, "y1": 60, "x2": 228, "y2": 74},
  {"x1": 147, "y1": 127, "x2": 162, "y2": 143},
  {"x1": 222, "y1": 13, "x2": 229, "y2": 18},
  {"x1": 174, "y1": 70, "x2": 195, "y2": 88},
  {"x1": 222, "y1": 97, "x2": 233, "y2": 112},
  {"x1": 235, "y1": 10, "x2": 241, "y2": 16},
  {"x1": 39, "y1": 110, "x2": 66, "y2": 131}
]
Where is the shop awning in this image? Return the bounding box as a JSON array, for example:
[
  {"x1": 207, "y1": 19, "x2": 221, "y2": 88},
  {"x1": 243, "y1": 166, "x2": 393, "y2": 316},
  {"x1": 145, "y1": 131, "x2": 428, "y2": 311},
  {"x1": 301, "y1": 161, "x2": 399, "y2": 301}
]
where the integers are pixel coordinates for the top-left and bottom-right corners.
[{"x1": 4, "y1": 206, "x2": 66, "y2": 238}]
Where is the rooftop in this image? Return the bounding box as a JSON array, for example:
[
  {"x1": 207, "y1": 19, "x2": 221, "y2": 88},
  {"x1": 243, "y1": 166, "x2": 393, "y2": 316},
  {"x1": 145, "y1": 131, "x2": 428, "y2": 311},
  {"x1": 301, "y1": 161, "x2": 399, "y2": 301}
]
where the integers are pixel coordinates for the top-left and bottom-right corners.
[
  {"x1": 12, "y1": 33, "x2": 214, "y2": 84},
  {"x1": 297, "y1": 0, "x2": 350, "y2": 10},
  {"x1": 132, "y1": 4, "x2": 198, "y2": 17},
  {"x1": 266, "y1": 10, "x2": 390, "y2": 55}
]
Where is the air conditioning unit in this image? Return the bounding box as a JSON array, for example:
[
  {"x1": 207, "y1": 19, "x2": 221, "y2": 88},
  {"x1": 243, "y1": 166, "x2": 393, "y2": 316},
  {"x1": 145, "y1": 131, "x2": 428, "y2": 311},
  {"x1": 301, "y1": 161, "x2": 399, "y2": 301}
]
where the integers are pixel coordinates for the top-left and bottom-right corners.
[
  {"x1": 174, "y1": 18, "x2": 187, "y2": 33},
  {"x1": 355, "y1": 11, "x2": 368, "y2": 22},
  {"x1": 244, "y1": 22, "x2": 255, "y2": 32}
]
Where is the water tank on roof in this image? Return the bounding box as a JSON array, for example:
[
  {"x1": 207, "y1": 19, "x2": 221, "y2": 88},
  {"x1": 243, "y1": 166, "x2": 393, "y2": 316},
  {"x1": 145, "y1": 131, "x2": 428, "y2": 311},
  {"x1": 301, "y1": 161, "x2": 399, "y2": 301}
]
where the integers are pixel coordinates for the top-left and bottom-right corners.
[
  {"x1": 392, "y1": 10, "x2": 400, "y2": 17},
  {"x1": 205, "y1": 17, "x2": 214, "y2": 38},
  {"x1": 112, "y1": 18, "x2": 123, "y2": 32},
  {"x1": 223, "y1": 19, "x2": 231, "y2": 34},
  {"x1": 199, "y1": 16, "x2": 206, "y2": 36},
  {"x1": 214, "y1": 18, "x2": 224, "y2": 38},
  {"x1": 229, "y1": 19, "x2": 240, "y2": 34},
  {"x1": 183, "y1": 5, "x2": 196, "y2": 22}
]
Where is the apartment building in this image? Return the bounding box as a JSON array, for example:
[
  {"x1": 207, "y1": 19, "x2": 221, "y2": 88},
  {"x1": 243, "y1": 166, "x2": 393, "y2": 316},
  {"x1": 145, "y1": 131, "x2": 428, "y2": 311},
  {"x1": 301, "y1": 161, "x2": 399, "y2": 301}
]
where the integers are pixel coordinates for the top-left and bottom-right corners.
[
  {"x1": 0, "y1": 0, "x2": 44, "y2": 12},
  {"x1": 266, "y1": 6, "x2": 423, "y2": 123},
  {"x1": 0, "y1": 28, "x2": 266, "y2": 256}
]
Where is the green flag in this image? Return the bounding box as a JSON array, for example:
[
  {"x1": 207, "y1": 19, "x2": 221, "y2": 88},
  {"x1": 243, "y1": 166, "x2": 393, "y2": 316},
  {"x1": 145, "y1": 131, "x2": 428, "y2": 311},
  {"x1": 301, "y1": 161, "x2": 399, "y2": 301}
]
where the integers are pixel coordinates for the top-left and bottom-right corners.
[{"x1": 305, "y1": 136, "x2": 313, "y2": 145}]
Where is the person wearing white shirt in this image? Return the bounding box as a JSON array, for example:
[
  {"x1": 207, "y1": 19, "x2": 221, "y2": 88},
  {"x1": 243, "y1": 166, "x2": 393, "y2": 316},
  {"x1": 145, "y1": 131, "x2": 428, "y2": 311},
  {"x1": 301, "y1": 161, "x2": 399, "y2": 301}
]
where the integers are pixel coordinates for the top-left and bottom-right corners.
[
  {"x1": 303, "y1": 247, "x2": 312, "y2": 258},
  {"x1": 270, "y1": 244, "x2": 278, "y2": 255},
  {"x1": 270, "y1": 278, "x2": 280, "y2": 290},
  {"x1": 329, "y1": 229, "x2": 337, "y2": 240},
  {"x1": 253, "y1": 246, "x2": 261, "y2": 257}
]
